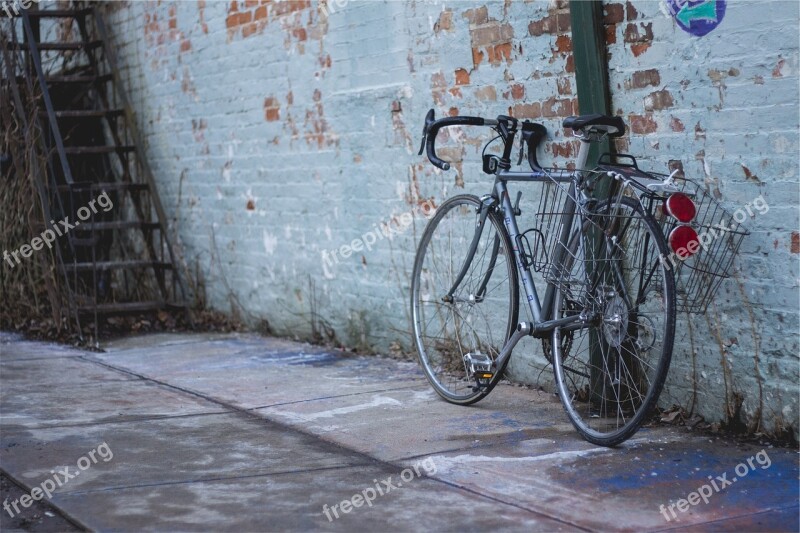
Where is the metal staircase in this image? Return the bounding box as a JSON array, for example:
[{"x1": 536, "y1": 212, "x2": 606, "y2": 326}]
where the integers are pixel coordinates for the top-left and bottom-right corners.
[{"x1": 1, "y1": 3, "x2": 191, "y2": 341}]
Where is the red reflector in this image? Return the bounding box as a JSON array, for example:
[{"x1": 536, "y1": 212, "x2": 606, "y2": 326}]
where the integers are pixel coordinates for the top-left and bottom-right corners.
[
  {"x1": 669, "y1": 225, "x2": 700, "y2": 259},
  {"x1": 665, "y1": 193, "x2": 697, "y2": 223}
]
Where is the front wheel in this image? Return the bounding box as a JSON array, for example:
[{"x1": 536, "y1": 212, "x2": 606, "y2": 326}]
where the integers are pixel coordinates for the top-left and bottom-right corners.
[
  {"x1": 411, "y1": 194, "x2": 519, "y2": 405},
  {"x1": 551, "y1": 197, "x2": 675, "y2": 446}
]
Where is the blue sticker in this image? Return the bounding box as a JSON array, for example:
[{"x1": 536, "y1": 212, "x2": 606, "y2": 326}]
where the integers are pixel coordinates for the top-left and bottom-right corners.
[{"x1": 666, "y1": 0, "x2": 726, "y2": 37}]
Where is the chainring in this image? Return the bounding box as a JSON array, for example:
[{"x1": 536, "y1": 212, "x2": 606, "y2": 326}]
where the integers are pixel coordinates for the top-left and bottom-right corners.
[{"x1": 542, "y1": 295, "x2": 580, "y2": 364}]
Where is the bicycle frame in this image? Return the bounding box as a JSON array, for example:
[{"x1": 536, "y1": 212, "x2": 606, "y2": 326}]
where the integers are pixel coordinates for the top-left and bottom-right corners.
[{"x1": 451, "y1": 136, "x2": 596, "y2": 371}]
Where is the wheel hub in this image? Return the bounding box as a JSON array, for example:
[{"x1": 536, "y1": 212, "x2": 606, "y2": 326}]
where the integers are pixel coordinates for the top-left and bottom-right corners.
[{"x1": 602, "y1": 292, "x2": 629, "y2": 349}]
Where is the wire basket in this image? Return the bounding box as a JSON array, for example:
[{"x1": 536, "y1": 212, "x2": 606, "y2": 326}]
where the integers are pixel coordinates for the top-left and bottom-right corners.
[
  {"x1": 523, "y1": 168, "x2": 631, "y2": 310},
  {"x1": 521, "y1": 167, "x2": 750, "y2": 314},
  {"x1": 645, "y1": 174, "x2": 751, "y2": 313}
]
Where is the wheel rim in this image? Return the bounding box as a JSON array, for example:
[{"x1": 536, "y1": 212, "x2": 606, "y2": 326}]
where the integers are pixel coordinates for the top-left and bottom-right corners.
[
  {"x1": 411, "y1": 196, "x2": 517, "y2": 402},
  {"x1": 552, "y1": 199, "x2": 675, "y2": 444}
]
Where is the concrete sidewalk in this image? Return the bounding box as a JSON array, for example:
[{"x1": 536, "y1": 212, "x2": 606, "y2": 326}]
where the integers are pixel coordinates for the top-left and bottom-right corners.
[{"x1": 1, "y1": 331, "x2": 797, "y2": 531}]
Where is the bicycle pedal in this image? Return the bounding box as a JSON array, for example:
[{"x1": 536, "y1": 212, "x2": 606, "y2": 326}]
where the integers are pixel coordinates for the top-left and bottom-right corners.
[{"x1": 472, "y1": 372, "x2": 494, "y2": 392}]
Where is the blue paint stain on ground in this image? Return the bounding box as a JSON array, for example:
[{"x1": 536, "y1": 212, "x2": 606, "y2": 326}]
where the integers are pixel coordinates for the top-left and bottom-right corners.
[
  {"x1": 666, "y1": 0, "x2": 726, "y2": 36},
  {"x1": 552, "y1": 443, "x2": 799, "y2": 511}
]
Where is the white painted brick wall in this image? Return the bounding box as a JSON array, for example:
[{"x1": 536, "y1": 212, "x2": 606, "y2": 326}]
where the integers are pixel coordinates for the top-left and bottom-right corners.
[{"x1": 104, "y1": 0, "x2": 798, "y2": 439}]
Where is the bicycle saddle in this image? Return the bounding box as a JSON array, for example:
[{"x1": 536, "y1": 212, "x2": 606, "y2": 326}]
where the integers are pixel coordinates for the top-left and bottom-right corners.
[{"x1": 563, "y1": 114, "x2": 626, "y2": 138}]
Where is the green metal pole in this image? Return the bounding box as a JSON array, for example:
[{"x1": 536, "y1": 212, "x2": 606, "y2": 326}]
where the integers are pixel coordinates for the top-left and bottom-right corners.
[
  {"x1": 569, "y1": 0, "x2": 615, "y2": 411},
  {"x1": 569, "y1": 0, "x2": 613, "y2": 167}
]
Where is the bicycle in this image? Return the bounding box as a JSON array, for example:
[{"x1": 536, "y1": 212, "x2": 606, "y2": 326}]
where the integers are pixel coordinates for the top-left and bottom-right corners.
[{"x1": 410, "y1": 109, "x2": 748, "y2": 446}]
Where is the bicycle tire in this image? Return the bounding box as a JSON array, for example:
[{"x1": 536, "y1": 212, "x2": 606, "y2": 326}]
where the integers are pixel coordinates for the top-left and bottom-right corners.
[
  {"x1": 551, "y1": 196, "x2": 676, "y2": 446},
  {"x1": 411, "y1": 194, "x2": 519, "y2": 405}
]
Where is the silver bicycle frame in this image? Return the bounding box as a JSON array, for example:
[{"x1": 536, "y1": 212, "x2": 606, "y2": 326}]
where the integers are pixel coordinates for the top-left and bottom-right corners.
[{"x1": 488, "y1": 138, "x2": 593, "y2": 369}]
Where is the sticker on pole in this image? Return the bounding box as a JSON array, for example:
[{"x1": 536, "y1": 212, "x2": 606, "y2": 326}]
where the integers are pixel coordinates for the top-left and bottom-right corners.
[{"x1": 665, "y1": 0, "x2": 726, "y2": 37}]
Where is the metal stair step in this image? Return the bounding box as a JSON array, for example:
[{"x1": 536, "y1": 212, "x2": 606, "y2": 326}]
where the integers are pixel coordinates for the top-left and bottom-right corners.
[
  {"x1": 65, "y1": 260, "x2": 172, "y2": 272},
  {"x1": 13, "y1": 41, "x2": 103, "y2": 51},
  {"x1": 63, "y1": 145, "x2": 136, "y2": 154},
  {"x1": 52, "y1": 109, "x2": 124, "y2": 118},
  {"x1": 46, "y1": 73, "x2": 113, "y2": 84},
  {"x1": 25, "y1": 9, "x2": 91, "y2": 18},
  {"x1": 73, "y1": 221, "x2": 160, "y2": 231},
  {"x1": 76, "y1": 301, "x2": 188, "y2": 315},
  {"x1": 59, "y1": 182, "x2": 149, "y2": 193}
]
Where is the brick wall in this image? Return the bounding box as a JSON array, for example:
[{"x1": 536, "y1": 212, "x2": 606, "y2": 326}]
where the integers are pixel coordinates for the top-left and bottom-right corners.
[{"x1": 105, "y1": 0, "x2": 798, "y2": 439}]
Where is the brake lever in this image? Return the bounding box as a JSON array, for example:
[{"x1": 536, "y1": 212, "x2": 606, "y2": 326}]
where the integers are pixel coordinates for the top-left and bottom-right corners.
[{"x1": 418, "y1": 109, "x2": 435, "y2": 156}]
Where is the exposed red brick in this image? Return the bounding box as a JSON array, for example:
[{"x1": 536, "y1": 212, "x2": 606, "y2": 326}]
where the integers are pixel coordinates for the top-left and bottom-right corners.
[
  {"x1": 448, "y1": 107, "x2": 459, "y2": 117},
  {"x1": 237, "y1": 11, "x2": 252, "y2": 25},
  {"x1": 455, "y1": 68, "x2": 470, "y2": 85},
  {"x1": 605, "y1": 24, "x2": 617, "y2": 45},
  {"x1": 293, "y1": 27, "x2": 307, "y2": 41},
  {"x1": 512, "y1": 102, "x2": 541, "y2": 119},
  {"x1": 557, "y1": 12, "x2": 571, "y2": 31},
  {"x1": 631, "y1": 43, "x2": 650, "y2": 57},
  {"x1": 542, "y1": 96, "x2": 572, "y2": 118},
  {"x1": 246, "y1": 199, "x2": 256, "y2": 210},
  {"x1": 625, "y1": 1, "x2": 638, "y2": 20},
  {"x1": 551, "y1": 141, "x2": 576, "y2": 158},
  {"x1": 556, "y1": 77, "x2": 571, "y2": 95},
  {"x1": 449, "y1": 87, "x2": 462, "y2": 98},
  {"x1": 565, "y1": 55, "x2": 575, "y2": 73},
  {"x1": 792, "y1": 232, "x2": 800, "y2": 254},
  {"x1": 628, "y1": 69, "x2": 660, "y2": 89},
  {"x1": 273, "y1": 0, "x2": 309, "y2": 16},
  {"x1": 670, "y1": 116, "x2": 685, "y2": 132},
  {"x1": 528, "y1": 11, "x2": 569, "y2": 36},
  {"x1": 644, "y1": 89, "x2": 674, "y2": 111},
  {"x1": 472, "y1": 48, "x2": 485, "y2": 68},
  {"x1": 603, "y1": 3, "x2": 624, "y2": 24},
  {"x1": 511, "y1": 83, "x2": 525, "y2": 99},
  {"x1": 264, "y1": 96, "x2": 280, "y2": 122},
  {"x1": 629, "y1": 113, "x2": 657, "y2": 134},
  {"x1": 487, "y1": 42, "x2": 513, "y2": 65},
  {"x1": 471, "y1": 21, "x2": 514, "y2": 47},
  {"x1": 180, "y1": 39, "x2": 192, "y2": 52},
  {"x1": 554, "y1": 34, "x2": 572, "y2": 53},
  {"x1": 624, "y1": 22, "x2": 653, "y2": 43},
  {"x1": 242, "y1": 22, "x2": 257, "y2": 38},
  {"x1": 462, "y1": 6, "x2": 489, "y2": 25},
  {"x1": 254, "y1": 5, "x2": 267, "y2": 20},
  {"x1": 435, "y1": 10, "x2": 453, "y2": 33}
]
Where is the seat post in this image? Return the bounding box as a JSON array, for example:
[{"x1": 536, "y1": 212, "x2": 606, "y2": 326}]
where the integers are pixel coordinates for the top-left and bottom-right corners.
[{"x1": 576, "y1": 136, "x2": 591, "y2": 170}]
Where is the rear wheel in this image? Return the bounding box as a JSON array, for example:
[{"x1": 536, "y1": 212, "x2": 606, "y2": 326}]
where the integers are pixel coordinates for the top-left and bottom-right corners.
[
  {"x1": 551, "y1": 197, "x2": 675, "y2": 446},
  {"x1": 411, "y1": 194, "x2": 519, "y2": 405}
]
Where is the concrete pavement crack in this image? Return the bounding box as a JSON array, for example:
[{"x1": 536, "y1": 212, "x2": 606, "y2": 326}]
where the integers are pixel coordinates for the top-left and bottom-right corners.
[{"x1": 84, "y1": 355, "x2": 591, "y2": 531}]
